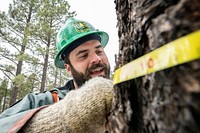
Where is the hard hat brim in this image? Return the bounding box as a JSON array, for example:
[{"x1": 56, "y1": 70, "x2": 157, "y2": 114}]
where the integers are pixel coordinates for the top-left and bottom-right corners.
[{"x1": 54, "y1": 30, "x2": 109, "y2": 69}]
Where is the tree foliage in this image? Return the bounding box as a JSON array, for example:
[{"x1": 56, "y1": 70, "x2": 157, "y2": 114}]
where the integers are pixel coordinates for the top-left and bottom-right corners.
[
  {"x1": 0, "y1": 79, "x2": 10, "y2": 112},
  {"x1": 30, "y1": 0, "x2": 74, "y2": 92},
  {"x1": 0, "y1": 0, "x2": 75, "y2": 109}
]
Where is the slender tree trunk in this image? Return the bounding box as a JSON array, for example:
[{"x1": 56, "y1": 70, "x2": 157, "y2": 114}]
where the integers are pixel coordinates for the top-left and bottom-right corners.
[
  {"x1": 59, "y1": 70, "x2": 61, "y2": 86},
  {"x1": 40, "y1": 36, "x2": 50, "y2": 92},
  {"x1": 40, "y1": 49, "x2": 49, "y2": 92},
  {"x1": 54, "y1": 68, "x2": 58, "y2": 87},
  {"x1": 110, "y1": 0, "x2": 200, "y2": 133},
  {"x1": 40, "y1": 15, "x2": 53, "y2": 92},
  {"x1": 2, "y1": 85, "x2": 8, "y2": 112},
  {"x1": 0, "y1": 99, "x2": 2, "y2": 113},
  {"x1": 9, "y1": 5, "x2": 33, "y2": 105},
  {"x1": 10, "y1": 60, "x2": 23, "y2": 105}
]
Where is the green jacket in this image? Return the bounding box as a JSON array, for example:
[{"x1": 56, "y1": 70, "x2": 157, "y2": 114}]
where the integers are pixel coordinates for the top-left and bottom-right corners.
[{"x1": 0, "y1": 80, "x2": 75, "y2": 133}]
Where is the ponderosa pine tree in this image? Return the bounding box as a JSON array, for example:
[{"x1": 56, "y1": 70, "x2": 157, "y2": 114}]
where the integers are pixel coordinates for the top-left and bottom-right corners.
[
  {"x1": 0, "y1": 0, "x2": 75, "y2": 105},
  {"x1": 110, "y1": 0, "x2": 200, "y2": 133},
  {"x1": 0, "y1": 0, "x2": 39, "y2": 105},
  {"x1": 29, "y1": 0, "x2": 75, "y2": 92}
]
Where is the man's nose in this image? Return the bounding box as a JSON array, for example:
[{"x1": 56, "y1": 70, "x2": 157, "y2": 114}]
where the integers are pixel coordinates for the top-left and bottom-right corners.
[{"x1": 90, "y1": 53, "x2": 101, "y2": 64}]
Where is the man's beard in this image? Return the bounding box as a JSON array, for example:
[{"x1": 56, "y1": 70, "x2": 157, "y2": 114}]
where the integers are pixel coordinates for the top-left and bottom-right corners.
[{"x1": 70, "y1": 63, "x2": 110, "y2": 88}]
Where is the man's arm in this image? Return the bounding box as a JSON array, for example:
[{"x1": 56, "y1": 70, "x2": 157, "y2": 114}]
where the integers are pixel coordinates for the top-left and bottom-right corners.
[
  {"x1": 0, "y1": 91, "x2": 54, "y2": 133},
  {"x1": 21, "y1": 77, "x2": 113, "y2": 133},
  {"x1": 0, "y1": 91, "x2": 54, "y2": 119}
]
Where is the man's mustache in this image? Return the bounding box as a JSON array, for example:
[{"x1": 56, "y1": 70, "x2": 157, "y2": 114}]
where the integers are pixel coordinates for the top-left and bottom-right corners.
[{"x1": 88, "y1": 63, "x2": 107, "y2": 72}]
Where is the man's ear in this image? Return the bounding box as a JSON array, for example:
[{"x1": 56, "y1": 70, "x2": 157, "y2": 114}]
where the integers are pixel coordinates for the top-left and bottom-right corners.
[{"x1": 64, "y1": 64, "x2": 72, "y2": 75}]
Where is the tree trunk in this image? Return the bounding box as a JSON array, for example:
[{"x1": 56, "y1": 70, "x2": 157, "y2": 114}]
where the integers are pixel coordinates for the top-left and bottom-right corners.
[
  {"x1": 40, "y1": 18, "x2": 52, "y2": 92},
  {"x1": 40, "y1": 43, "x2": 49, "y2": 92},
  {"x1": 10, "y1": 54, "x2": 24, "y2": 105},
  {"x1": 110, "y1": 0, "x2": 200, "y2": 133},
  {"x1": 2, "y1": 84, "x2": 8, "y2": 112},
  {"x1": 9, "y1": 4, "x2": 33, "y2": 105}
]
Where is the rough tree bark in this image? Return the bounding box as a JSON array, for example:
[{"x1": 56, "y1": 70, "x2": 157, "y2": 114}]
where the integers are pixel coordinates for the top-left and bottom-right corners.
[{"x1": 110, "y1": 0, "x2": 200, "y2": 133}]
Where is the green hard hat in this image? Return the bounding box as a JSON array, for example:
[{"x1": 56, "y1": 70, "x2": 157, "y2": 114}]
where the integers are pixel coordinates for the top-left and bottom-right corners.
[{"x1": 54, "y1": 17, "x2": 109, "y2": 69}]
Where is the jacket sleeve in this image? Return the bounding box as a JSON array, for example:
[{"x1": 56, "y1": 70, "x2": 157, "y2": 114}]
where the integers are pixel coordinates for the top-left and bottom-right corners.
[{"x1": 0, "y1": 91, "x2": 54, "y2": 133}]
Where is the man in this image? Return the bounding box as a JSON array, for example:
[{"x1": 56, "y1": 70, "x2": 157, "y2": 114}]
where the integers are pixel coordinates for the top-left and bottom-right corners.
[
  {"x1": 54, "y1": 17, "x2": 111, "y2": 88},
  {"x1": 0, "y1": 18, "x2": 113, "y2": 133}
]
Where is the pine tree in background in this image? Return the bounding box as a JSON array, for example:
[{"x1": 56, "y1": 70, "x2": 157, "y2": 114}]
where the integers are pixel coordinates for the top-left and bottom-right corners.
[
  {"x1": 29, "y1": 0, "x2": 75, "y2": 92},
  {"x1": 0, "y1": 79, "x2": 10, "y2": 112},
  {"x1": 0, "y1": 0, "x2": 38, "y2": 105},
  {"x1": 0, "y1": 0, "x2": 75, "y2": 106}
]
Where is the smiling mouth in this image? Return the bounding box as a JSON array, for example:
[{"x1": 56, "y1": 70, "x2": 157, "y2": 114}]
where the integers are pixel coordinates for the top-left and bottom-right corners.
[{"x1": 90, "y1": 67, "x2": 104, "y2": 77}]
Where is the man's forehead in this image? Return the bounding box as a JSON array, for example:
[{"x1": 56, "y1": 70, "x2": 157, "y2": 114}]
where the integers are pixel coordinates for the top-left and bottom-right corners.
[{"x1": 73, "y1": 40, "x2": 103, "y2": 52}]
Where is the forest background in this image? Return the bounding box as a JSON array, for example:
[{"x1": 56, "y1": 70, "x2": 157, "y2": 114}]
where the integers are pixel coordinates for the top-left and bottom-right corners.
[{"x1": 0, "y1": 0, "x2": 118, "y2": 112}]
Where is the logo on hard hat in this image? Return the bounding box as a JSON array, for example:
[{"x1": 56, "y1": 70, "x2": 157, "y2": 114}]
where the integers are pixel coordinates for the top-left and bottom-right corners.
[{"x1": 73, "y1": 22, "x2": 91, "y2": 33}]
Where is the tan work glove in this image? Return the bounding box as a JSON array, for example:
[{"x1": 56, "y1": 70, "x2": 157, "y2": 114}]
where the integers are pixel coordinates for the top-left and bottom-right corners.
[{"x1": 21, "y1": 77, "x2": 113, "y2": 133}]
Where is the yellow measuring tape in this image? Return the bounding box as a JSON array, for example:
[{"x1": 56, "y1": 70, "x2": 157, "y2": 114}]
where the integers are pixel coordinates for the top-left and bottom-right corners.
[{"x1": 113, "y1": 30, "x2": 200, "y2": 85}]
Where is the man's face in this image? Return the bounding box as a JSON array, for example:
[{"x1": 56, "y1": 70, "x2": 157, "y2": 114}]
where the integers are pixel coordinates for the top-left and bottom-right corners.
[{"x1": 64, "y1": 40, "x2": 110, "y2": 88}]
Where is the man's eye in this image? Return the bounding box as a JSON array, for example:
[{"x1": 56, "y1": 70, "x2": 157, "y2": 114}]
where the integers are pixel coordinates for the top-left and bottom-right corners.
[
  {"x1": 79, "y1": 54, "x2": 88, "y2": 59},
  {"x1": 97, "y1": 50, "x2": 103, "y2": 54}
]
